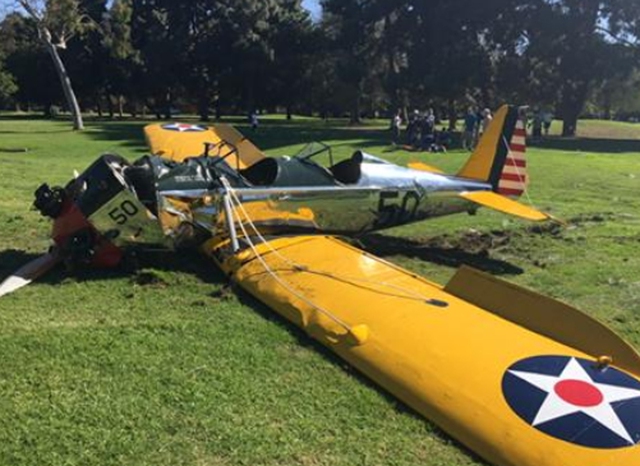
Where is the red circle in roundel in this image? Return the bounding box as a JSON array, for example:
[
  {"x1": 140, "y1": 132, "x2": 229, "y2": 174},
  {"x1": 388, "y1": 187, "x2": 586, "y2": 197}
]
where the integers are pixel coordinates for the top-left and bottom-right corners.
[{"x1": 554, "y1": 379, "x2": 604, "y2": 407}]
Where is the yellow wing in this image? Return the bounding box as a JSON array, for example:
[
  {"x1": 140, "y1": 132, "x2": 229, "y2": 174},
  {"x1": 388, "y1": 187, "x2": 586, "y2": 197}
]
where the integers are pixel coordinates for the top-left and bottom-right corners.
[
  {"x1": 203, "y1": 234, "x2": 640, "y2": 466},
  {"x1": 144, "y1": 122, "x2": 265, "y2": 169}
]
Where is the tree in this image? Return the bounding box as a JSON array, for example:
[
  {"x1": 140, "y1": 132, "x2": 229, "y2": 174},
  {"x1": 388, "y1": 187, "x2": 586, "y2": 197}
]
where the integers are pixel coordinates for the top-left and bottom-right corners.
[
  {"x1": 319, "y1": 0, "x2": 512, "y2": 124},
  {"x1": 498, "y1": 0, "x2": 640, "y2": 136},
  {"x1": 0, "y1": 18, "x2": 18, "y2": 107},
  {"x1": 322, "y1": 0, "x2": 380, "y2": 123},
  {"x1": 264, "y1": 0, "x2": 314, "y2": 119},
  {"x1": 0, "y1": 59, "x2": 18, "y2": 107},
  {"x1": 15, "y1": 0, "x2": 95, "y2": 129},
  {"x1": 64, "y1": 0, "x2": 110, "y2": 117},
  {"x1": 101, "y1": 0, "x2": 141, "y2": 117},
  {"x1": 130, "y1": 0, "x2": 193, "y2": 119},
  {"x1": 398, "y1": 1, "x2": 510, "y2": 125},
  {"x1": 0, "y1": 12, "x2": 62, "y2": 111},
  {"x1": 592, "y1": 66, "x2": 640, "y2": 119}
]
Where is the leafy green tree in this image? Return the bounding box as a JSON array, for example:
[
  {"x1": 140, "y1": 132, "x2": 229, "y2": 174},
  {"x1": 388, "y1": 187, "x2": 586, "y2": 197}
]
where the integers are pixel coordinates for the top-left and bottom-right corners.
[
  {"x1": 64, "y1": 0, "x2": 109, "y2": 116},
  {"x1": 592, "y1": 67, "x2": 640, "y2": 119},
  {"x1": 320, "y1": 0, "x2": 511, "y2": 124},
  {"x1": 128, "y1": 0, "x2": 312, "y2": 121},
  {"x1": 0, "y1": 17, "x2": 18, "y2": 107},
  {"x1": 102, "y1": 0, "x2": 143, "y2": 117},
  {"x1": 0, "y1": 13, "x2": 62, "y2": 111},
  {"x1": 399, "y1": 1, "x2": 507, "y2": 125},
  {"x1": 322, "y1": 0, "x2": 379, "y2": 123},
  {"x1": 261, "y1": 0, "x2": 313, "y2": 119},
  {"x1": 130, "y1": 0, "x2": 183, "y2": 118},
  {"x1": 0, "y1": 59, "x2": 18, "y2": 107},
  {"x1": 497, "y1": 0, "x2": 640, "y2": 136}
]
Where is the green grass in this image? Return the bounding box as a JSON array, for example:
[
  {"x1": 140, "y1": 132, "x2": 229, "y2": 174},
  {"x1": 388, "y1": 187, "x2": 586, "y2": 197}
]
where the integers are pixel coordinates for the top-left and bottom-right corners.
[{"x1": 1, "y1": 115, "x2": 640, "y2": 466}]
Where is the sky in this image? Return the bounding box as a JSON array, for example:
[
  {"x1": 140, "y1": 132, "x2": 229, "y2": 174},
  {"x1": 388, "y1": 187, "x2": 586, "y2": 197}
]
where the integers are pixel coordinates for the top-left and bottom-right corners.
[{"x1": 302, "y1": 0, "x2": 321, "y2": 20}]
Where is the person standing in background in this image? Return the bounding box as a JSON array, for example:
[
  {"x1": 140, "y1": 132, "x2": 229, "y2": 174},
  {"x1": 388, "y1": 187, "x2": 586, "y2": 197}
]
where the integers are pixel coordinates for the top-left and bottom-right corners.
[
  {"x1": 481, "y1": 108, "x2": 493, "y2": 134},
  {"x1": 250, "y1": 111, "x2": 259, "y2": 131},
  {"x1": 462, "y1": 107, "x2": 477, "y2": 150},
  {"x1": 531, "y1": 109, "x2": 543, "y2": 139},
  {"x1": 390, "y1": 109, "x2": 402, "y2": 146},
  {"x1": 543, "y1": 110, "x2": 553, "y2": 136}
]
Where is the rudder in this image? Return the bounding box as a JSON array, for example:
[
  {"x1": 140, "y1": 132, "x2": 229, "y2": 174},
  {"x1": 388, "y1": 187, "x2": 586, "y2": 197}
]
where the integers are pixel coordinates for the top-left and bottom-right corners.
[
  {"x1": 496, "y1": 116, "x2": 527, "y2": 198},
  {"x1": 457, "y1": 105, "x2": 527, "y2": 198}
]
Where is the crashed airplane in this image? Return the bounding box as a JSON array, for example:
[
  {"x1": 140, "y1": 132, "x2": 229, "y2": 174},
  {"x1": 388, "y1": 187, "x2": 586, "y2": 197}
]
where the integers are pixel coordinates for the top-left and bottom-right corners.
[{"x1": 2, "y1": 105, "x2": 639, "y2": 466}]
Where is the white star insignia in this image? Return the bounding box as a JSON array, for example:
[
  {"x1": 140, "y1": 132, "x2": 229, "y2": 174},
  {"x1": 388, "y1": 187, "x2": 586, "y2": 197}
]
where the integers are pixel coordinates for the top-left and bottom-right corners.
[
  {"x1": 163, "y1": 123, "x2": 204, "y2": 132},
  {"x1": 509, "y1": 357, "x2": 640, "y2": 445}
]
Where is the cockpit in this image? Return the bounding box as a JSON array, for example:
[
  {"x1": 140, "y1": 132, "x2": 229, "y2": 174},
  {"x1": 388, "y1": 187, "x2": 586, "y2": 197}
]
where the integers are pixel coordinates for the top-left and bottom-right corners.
[{"x1": 239, "y1": 142, "x2": 363, "y2": 187}]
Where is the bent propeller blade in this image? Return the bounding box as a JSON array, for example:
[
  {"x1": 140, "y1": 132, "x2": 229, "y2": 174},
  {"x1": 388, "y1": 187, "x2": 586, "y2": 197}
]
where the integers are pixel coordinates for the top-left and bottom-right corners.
[{"x1": 0, "y1": 251, "x2": 60, "y2": 298}]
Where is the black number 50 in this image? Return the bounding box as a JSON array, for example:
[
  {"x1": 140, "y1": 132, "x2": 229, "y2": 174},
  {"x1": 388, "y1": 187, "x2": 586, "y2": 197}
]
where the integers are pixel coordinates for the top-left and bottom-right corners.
[{"x1": 108, "y1": 200, "x2": 139, "y2": 225}]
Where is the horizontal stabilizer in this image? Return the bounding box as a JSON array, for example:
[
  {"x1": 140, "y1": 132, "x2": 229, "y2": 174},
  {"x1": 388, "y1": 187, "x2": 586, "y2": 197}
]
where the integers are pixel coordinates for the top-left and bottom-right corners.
[
  {"x1": 460, "y1": 190, "x2": 549, "y2": 221},
  {"x1": 407, "y1": 161, "x2": 444, "y2": 174}
]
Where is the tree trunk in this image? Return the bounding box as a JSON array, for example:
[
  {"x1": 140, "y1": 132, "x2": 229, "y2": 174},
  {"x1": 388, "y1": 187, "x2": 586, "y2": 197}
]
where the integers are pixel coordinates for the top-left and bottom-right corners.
[
  {"x1": 603, "y1": 90, "x2": 612, "y2": 120},
  {"x1": 163, "y1": 90, "x2": 172, "y2": 120},
  {"x1": 215, "y1": 99, "x2": 222, "y2": 120},
  {"x1": 198, "y1": 93, "x2": 210, "y2": 122},
  {"x1": 118, "y1": 95, "x2": 124, "y2": 118},
  {"x1": 107, "y1": 97, "x2": 114, "y2": 119},
  {"x1": 286, "y1": 104, "x2": 292, "y2": 120},
  {"x1": 560, "y1": 82, "x2": 589, "y2": 137},
  {"x1": 350, "y1": 92, "x2": 361, "y2": 125},
  {"x1": 447, "y1": 98, "x2": 456, "y2": 130},
  {"x1": 42, "y1": 34, "x2": 84, "y2": 130},
  {"x1": 561, "y1": 114, "x2": 578, "y2": 137}
]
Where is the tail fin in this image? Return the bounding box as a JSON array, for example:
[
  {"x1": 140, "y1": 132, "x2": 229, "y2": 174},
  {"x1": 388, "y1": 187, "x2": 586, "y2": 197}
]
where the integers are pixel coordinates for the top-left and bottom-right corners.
[{"x1": 457, "y1": 105, "x2": 528, "y2": 198}]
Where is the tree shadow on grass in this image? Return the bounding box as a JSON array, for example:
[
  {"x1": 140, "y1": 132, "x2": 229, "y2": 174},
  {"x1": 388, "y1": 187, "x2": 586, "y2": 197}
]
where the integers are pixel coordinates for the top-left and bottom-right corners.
[
  {"x1": 0, "y1": 114, "x2": 49, "y2": 121},
  {"x1": 81, "y1": 119, "x2": 393, "y2": 156},
  {"x1": 531, "y1": 136, "x2": 640, "y2": 153},
  {"x1": 80, "y1": 118, "x2": 473, "y2": 161},
  {"x1": 83, "y1": 121, "x2": 150, "y2": 153},
  {"x1": 243, "y1": 124, "x2": 391, "y2": 152},
  {"x1": 0, "y1": 129, "x2": 72, "y2": 134},
  {"x1": 358, "y1": 233, "x2": 524, "y2": 276}
]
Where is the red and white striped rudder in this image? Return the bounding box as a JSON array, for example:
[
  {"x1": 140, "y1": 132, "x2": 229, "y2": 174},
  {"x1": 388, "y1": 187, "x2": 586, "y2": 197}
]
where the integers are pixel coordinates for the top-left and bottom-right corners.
[{"x1": 497, "y1": 119, "x2": 527, "y2": 198}]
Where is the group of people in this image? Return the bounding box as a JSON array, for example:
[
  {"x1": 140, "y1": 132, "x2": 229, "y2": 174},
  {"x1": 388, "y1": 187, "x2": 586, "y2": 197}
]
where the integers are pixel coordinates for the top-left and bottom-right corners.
[
  {"x1": 461, "y1": 107, "x2": 493, "y2": 151},
  {"x1": 530, "y1": 108, "x2": 553, "y2": 139},
  {"x1": 391, "y1": 108, "x2": 452, "y2": 152},
  {"x1": 390, "y1": 105, "x2": 553, "y2": 152}
]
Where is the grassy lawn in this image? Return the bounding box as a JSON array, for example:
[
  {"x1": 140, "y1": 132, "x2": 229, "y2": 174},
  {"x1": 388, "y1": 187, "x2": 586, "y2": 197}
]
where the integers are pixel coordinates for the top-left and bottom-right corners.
[{"x1": 1, "y1": 115, "x2": 639, "y2": 466}]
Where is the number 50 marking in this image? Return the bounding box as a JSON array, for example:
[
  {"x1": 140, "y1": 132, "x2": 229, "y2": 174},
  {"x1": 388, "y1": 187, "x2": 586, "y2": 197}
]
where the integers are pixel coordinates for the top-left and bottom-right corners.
[{"x1": 108, "y1": 200, "x2": 140, "y2": 225}]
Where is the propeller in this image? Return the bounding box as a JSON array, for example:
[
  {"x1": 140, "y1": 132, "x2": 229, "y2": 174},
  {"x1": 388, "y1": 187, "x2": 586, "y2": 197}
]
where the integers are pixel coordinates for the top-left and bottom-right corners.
[{"x1": 0, "y1": 251, "x2": 60, "y2": 298}]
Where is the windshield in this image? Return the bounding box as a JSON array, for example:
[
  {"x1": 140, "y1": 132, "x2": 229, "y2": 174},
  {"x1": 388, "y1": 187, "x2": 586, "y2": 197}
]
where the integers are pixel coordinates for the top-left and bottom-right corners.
[{"x1": 294, "y1": 142, "x2": 333, "y2": 167}]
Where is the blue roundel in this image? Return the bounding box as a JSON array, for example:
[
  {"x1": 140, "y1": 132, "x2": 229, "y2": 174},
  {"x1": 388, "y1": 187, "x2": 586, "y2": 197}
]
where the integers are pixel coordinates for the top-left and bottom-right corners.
[{"x1": 502, "y1": 355, "x2": 640, "y2": 449}]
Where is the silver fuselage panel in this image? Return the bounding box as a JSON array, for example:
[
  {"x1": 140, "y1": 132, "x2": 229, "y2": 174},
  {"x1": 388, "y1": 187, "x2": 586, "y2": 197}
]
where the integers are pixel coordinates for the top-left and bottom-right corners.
[{"x1": 178, "y1": 162, "x2": 491, "y2": 237}]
